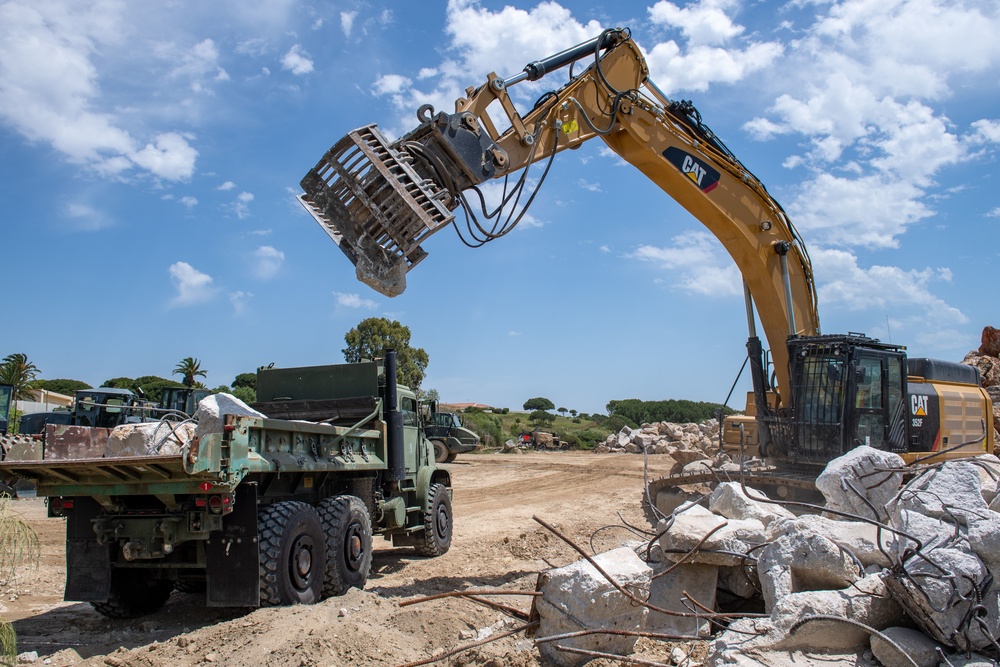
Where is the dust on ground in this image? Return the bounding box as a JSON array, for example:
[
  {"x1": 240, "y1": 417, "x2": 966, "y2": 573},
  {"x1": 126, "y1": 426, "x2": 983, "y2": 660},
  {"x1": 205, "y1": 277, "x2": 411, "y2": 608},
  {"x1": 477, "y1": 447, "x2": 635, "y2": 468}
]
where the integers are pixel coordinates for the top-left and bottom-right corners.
[{"x1": 3, "y1": 452, "x2": 696, "y2": 666}]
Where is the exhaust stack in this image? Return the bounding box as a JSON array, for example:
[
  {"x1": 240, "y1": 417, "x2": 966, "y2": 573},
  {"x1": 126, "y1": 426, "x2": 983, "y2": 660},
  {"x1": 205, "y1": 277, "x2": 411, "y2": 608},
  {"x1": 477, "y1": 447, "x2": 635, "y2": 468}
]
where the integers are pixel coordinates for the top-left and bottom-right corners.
[{"x1": 383, "y1": 350, "x2": 406, "y2": 482}]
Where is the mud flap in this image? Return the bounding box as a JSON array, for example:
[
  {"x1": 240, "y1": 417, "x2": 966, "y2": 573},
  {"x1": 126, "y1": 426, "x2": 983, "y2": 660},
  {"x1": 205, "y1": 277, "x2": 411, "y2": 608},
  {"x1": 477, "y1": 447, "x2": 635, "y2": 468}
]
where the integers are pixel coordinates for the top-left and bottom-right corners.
[
  {"x1": 206, "y1": 484, "x2": 260, "y2": 607},
  {"x1": 64, "y1": 497, "x2": 111, "y2": 601}
]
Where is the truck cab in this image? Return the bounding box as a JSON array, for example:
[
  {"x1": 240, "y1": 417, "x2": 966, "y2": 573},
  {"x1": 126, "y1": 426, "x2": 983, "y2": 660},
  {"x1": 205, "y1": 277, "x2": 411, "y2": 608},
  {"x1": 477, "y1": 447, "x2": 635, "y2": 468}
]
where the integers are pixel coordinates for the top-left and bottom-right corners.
[
  {"x1": 422, "y1": 404, "x2": 480, "y2": 463},
  {"x1": 0, "y1": 384, "x2": 12, "y2": 436}
]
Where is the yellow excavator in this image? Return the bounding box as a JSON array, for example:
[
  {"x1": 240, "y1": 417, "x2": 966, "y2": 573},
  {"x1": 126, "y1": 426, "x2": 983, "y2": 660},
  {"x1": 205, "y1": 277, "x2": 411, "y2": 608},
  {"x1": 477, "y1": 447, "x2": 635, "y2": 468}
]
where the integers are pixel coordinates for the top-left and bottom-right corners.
[{"x1": 298, "y1": 28, "x2": 994, "y2": 502}]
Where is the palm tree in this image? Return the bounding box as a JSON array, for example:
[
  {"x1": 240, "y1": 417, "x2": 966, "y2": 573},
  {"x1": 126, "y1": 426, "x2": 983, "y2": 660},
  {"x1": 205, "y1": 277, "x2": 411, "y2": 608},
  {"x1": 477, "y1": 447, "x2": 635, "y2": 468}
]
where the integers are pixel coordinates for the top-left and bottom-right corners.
[
  {"x1": 0, "y1": 353, "x2": 40, "y2": 400},
  {"x1": 173, "y1": 357, "x2": 207, "y2": 388}
]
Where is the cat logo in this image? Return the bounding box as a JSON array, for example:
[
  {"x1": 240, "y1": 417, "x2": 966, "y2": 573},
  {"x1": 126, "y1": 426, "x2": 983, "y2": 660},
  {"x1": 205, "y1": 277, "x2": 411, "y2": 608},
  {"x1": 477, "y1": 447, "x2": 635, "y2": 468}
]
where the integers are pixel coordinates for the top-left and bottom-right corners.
[
  {"x1": 911, "y1": 394, "x2": 929, "y2": 417},
  {"x1": 663, "y1": 147, "x2": 721, "y2": 193}
]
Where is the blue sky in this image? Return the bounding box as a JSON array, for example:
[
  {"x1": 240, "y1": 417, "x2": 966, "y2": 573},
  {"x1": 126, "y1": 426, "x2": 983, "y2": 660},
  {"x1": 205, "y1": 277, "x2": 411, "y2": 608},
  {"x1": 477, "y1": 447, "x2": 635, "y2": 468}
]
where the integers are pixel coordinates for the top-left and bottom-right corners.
[{"x1": 1, "y1": 0, "x2": 998, "y2": 415}]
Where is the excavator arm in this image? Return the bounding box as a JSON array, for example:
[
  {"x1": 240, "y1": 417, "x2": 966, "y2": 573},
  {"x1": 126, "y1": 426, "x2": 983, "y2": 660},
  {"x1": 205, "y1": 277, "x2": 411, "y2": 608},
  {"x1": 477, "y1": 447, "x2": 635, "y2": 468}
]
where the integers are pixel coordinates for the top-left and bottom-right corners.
[{"x1": 299, "y1": 28, "x2": 819, "y2": 407}]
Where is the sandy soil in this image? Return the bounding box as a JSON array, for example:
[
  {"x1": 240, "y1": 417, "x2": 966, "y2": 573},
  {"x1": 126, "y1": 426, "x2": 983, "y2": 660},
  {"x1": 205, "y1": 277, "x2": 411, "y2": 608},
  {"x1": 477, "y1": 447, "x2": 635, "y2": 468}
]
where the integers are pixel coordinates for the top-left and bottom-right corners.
[{"x1": 2, "y1": 452, "x2": 692, "y2": 667}]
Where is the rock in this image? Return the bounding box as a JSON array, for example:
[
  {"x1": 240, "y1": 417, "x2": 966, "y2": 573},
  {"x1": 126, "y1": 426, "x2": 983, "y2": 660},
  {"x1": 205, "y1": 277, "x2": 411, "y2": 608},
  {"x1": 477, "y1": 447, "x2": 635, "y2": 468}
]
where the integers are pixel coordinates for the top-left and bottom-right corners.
[
  {"x1": 885, "y1": 547, "x2": 1000, "y2": 653},
  {"x1": 767, "y1": 514, "x2": 891, "y2": 568},
  {"x1": 617, "y1": 428, "x2": 634, "y2": 447},
  {"x1": 533, "y1": 547, "x2": 653, "y2": 667},
  {"x1": 962, "y1": 352, "x2": 1000, "y2": 388},
  {"x1": 709, "y1": 482, "x2": 794, "y2": 527},
  {"x1": 979, "y1": 326, "x2": 1000, "y2": 359},
  {"x1": 594, "y1": 444, "x2": 611, "y2": 454},
  {"x1": 194, "y1": 393, "x2": 265, "y2": 439},
  {"x1": 869, "y1": 627, "x2": 942, "y2": 667},
  {"x1": 105, "y1": 421, "x2": 195, "y2": 457},
  {"x1": 659, "y1": 507, "x2": 765, "y2": 567},
  {"x1": 632, "y1": 433, "x2": 656, "y2": 449},
  {"x1": 672, "y1": 448, "x2": 711, "y2": 467},
  {"x1": 973, "y1": 454, "x2": 1000, "y2": 501},
  {"x1": 647, "y1": 562, "x2": 718, "y2": 637},
  {"x1": 770, "y1": 575, "x2": 907, "y2": 652},
  {"x1": 757, "y1": 529, "x2": 863, "y2": 612},
  {"x1": 681, "y1": 460, "x2": 714, "y2": 474},
  {"x1": 815, "y1": 446, "x2": 905, "y2": 521},
  {"x1": 886, "y1": 509, "x2": 968, "y2": 560},
  {"x1": 717, "y1": 564, "x2": 759, "y2": 599},
  {"x1": 890, "y1": 461, "x2": 988, "y2": 527},
  {"x1": 17, "y1": 652, "x2": 38, "y2": 664}
]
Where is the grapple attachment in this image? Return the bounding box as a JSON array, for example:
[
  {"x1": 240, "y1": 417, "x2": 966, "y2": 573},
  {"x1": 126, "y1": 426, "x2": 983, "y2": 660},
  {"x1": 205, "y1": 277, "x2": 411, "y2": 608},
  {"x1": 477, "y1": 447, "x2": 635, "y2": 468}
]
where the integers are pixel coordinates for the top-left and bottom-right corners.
[{"x1": 298, "y1": 125, "x2": 456, "y2": 297}]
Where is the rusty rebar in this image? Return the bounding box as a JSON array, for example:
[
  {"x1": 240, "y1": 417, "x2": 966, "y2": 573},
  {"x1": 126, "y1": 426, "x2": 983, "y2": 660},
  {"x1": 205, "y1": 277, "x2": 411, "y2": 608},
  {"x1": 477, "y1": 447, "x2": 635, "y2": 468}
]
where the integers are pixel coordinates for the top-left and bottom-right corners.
[
  {"x1": 398, "y1": 589, "x2": 540, "y2": 608},
  {"x1": 393, "y1": 620, "x2": 538, "y2": 667}
]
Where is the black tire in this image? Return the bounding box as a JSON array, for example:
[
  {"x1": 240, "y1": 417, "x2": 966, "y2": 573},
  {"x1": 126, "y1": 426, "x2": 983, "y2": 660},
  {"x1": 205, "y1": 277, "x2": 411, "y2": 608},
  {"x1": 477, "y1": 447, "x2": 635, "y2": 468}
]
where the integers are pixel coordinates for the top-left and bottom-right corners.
[
  {"x1": 258, "y1": 501, "x2": 326, "y2": 607},
  {"x1": 445, "y1": 451, "x2": 458, "y2": 463},
  {"x1": 414, "y1": 483, "x2": 452, "y2": 557},
  {"x1": 432, "y1": 440, "x2": 449, "y2": 463},
  {"x1": 91, "y1": 569, "x2": 174, "y2": 619},
  {"x1": 174, "y1": 578, "x2": 207, "y2": 594},
  {"x1": 317, "y1": 495, "x2": 373, "y2": 597}
]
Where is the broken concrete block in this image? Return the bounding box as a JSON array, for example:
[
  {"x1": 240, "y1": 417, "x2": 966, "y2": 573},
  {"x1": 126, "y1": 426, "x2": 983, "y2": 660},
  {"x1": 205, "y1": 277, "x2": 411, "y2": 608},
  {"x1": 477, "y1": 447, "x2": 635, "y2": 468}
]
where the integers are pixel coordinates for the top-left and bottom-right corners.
[
  {"x1": 869, "y1": 626, "x2": 942, "y2": 667},
  {"x1": 886, "y1": 508, "x2": 968, "y2": 560},
  {"x1": 767, "y1": 514, "x2": 891, "y2": 568},
  {"x1": 815, "y1": 446, "x2": 904, "y2": 521},
  {"x1": 770, "y1": 575, "x2": 907, "y2": 652},
  {"x1": 757, "y1": 529, "x2": 863, "y2": 612},
  {"x1": 106, "y1": 421, "x2": 195, "y2": 457},
  {"x1": 885, "y1": 547, "x2": 1000, "y2": 653},
  {"x1": 717, "y1": 564, "x2": 759, "y2": 599},
  {"x1": 533, "y1": 546, "x2": 652, "y2": 667},
  {"x1": 659, "y1": 507, "x2": 765, "y2": 567},
  {"x1": 646, "y1": 562, "x2": 718, "y2": 637},
  {"x1": 194, "y1": 393, "x2": 265, "y2": 440},
  {"x1": 891, "y1": 461, "x2": 989, "y2": 527},
  {"x1": 709, "y1": 482, "x2": 794, "y2": 527},
  {"x1": 972, "y1": 454, "x2": 1000, "y2": 502}
]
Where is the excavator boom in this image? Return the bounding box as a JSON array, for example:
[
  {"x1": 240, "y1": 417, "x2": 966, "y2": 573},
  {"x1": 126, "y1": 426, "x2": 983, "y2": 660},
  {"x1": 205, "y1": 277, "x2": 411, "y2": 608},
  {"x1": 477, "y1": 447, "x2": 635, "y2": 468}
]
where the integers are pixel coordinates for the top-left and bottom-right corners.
[{"x1": 299, "y1": 28, "x2": 992, "y2": 469}]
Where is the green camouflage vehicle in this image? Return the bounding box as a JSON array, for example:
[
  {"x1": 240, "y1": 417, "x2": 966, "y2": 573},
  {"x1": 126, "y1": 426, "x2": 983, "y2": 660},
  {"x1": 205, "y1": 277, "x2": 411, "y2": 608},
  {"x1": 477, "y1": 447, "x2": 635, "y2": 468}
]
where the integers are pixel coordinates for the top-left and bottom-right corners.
[
  {"x1": 423, "y1": 405, "x2": 480, "y2": 463},
  {"x1": 0, "y1": 351, "x2": 452, "y2": 617}
]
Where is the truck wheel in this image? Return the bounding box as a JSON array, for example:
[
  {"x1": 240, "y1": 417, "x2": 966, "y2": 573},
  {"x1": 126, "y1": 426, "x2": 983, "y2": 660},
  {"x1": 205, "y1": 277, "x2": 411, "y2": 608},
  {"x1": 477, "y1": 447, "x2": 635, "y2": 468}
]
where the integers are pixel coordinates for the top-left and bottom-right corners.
[
  {"x1": 445, "y1": 451, "x2": 458, "y2": 463},
  {"x1": 432, "y1": 440, "x2": 449, "y2": 463},
  {"x1": 317, "y1": 495, "x2": 372, "y2": 597},
  {"x1": 258, "y1": 501, "x2": 326, "y2": 606},
  {"x1": 91, "y1": 570, "x2": 174, "y2": 619},
  {"x1": 414, "y1": 483, "x2": 452, "y2": 557}
]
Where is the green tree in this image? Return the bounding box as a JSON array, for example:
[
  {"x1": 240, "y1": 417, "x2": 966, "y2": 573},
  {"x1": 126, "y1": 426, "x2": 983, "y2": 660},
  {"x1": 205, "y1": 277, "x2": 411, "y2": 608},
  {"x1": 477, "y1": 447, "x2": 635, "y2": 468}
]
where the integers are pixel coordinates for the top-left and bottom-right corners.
[
  {"x1": 232, "y1": 386, "x2": 257, "y2": 404},
  {"x1": 569, "y1": 409, "x2": 577, "y2": 418},
  {"x1": 529, "y1": 409, "x2": 557, "y2": 426},
  {"x1": 35, "y1": 379, "x2": 92, "y2": 396},
  {"x1": 343, "y1": 318, "x2": 429, "y2": 390},
  {"x1": 422, "y1": 388, "x2": 441, "y2": 402},
  {"x1": 523, "y1": 397, "x2": 554, "y2": 411},
  {"x1": 558, "y1": 407, "x2": 568, "y2": 417},
  {"x1": 233, "y1": 373, "x2": 257, "y2": 390},
  {"x1": 102, "y1": 376, "x2": 135, "y2": 389},
  {"x1": 0, "y1": 353, "x2": 40, "y2": 401},
  {"x1": 173, "y1": 357, "x2": 207, "y2": 388}
]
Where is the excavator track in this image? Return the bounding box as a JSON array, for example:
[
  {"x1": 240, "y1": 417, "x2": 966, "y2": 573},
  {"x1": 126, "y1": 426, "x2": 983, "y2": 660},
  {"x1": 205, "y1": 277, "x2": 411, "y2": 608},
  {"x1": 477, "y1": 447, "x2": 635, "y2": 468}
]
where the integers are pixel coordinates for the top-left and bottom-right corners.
[{"x1": 642, "y1": 466, "x2": 823, "y2": 526}]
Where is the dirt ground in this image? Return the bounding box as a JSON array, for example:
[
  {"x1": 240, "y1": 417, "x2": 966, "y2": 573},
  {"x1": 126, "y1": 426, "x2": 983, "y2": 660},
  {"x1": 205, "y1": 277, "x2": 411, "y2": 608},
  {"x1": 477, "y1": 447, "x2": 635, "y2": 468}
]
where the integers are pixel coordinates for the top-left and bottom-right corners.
[{"x1": 2, "y1": 452, "x2": 698, "y2": 667}]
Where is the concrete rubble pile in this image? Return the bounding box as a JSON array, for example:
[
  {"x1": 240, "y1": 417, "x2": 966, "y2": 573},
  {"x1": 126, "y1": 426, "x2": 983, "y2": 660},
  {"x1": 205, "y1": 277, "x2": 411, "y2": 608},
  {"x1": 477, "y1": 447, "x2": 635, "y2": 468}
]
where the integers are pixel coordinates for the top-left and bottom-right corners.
[
  {"x1": 533, "y1": 446, "x2": 1000, "y2": 667},
  {"x1": 104, "y1": 393, "x2": 263, "y2": 456},
  {"x1": 594, "y1": 418, "x2": 763, "y2": 478},
  {"x1": 962, "y1": 325, "x2": 1000, "y2": 448}
]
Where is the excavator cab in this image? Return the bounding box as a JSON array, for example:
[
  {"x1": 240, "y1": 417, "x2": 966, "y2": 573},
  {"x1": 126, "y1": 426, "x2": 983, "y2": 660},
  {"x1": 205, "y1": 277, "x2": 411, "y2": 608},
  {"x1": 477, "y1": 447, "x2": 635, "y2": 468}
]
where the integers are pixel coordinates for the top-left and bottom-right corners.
[{"x1": 762, "y1": 334, "x2": 908, "y2": 467}]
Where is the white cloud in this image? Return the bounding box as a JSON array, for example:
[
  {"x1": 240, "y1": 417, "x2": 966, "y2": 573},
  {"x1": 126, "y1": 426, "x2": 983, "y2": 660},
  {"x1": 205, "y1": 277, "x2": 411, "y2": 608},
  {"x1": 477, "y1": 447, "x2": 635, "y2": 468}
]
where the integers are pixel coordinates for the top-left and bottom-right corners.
[
  {"x1": 180, "y1": 196, "x2": 198, "y2": 208},
  {"x1": 988, "y1": 208, "x2": 1000, "y2": 218},
  {"x1": 598, "y1": 245, "x2": 611, "y2": 253},
  {"x1": 644, "y1": 40, "x2": 783, "y2": 94},
  {"x1": 229, "y1": 290, "x2": 254, "y2": 314},
  {"x1": 341, "y1": 11, "x2": 357, "y2": 37},
  {"x1": 232, "y1": 191, "x2": 255, "y2": 219},
  {"x1": 217, "y1": 181, "x2": 236, "y2": 191},
  {"x1": 253, "y1": 246, "x2": 285, "y2": 280},
  {"x1": 335, "y1": 292, "x2": 378, "y2": 309},
  {"x1": 577, "y1": 179, "x2": 602, "y2": 193},
  {"x1": 648, "y1": 0, "x2": 744, "y2": 46},
  {"x1": 165, "y1": 38, "x2": 230, "y2": 91},
  {"x1": 373, "y1": 74, "x2": 412, "y2": 96},
  {"x1": 168, "y1": 261, "x2": 217, "y2": 307},
  {"x1": 281, "y1": 44, "x2": 314, "y2": 75},
  {"x1": 812, "y1": 247, "x2": 966, "y2": 325},
  {"x1": 971, "y1": 119, "x2": 1000, "y2": 144},
  {"x1": 630, "y1": 231, "x2": 742, "y2": 296},
  {"x1": 65, "y1": 202, "x2": 114, "y2": 232},
  {"x1": 0, "y1": 2, "x2": 202, "y2": 182},
  {"x1": 130, "y1": 132, "x2": 198, "y2": 181},
  {"x1": 508, "y1": 330, "x2": 522, "y2": 337}
]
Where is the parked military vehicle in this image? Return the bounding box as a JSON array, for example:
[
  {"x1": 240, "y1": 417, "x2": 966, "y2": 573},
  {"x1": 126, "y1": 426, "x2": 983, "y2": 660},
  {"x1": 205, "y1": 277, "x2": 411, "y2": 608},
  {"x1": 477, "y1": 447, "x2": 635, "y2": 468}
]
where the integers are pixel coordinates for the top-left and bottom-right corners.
[
  {"x1": 159, "y1": 386, "x2": 211, "y2": 418},
  {"x1": 0, "y1": 384, "x2": 12, "y2": 436},
  {"x1": 0, "y1": 351, "x2": 452, "y2": 618},
  {"x1": 422, "y1": 404, "x2": 480, "y2": 462}
]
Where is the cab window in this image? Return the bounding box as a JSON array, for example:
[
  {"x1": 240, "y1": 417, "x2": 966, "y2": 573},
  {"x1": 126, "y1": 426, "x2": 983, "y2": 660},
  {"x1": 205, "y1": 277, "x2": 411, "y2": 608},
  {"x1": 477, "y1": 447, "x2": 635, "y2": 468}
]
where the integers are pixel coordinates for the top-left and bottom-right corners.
[{"x1": 401, "y1": 397, "x2": 418, "y2": 427}]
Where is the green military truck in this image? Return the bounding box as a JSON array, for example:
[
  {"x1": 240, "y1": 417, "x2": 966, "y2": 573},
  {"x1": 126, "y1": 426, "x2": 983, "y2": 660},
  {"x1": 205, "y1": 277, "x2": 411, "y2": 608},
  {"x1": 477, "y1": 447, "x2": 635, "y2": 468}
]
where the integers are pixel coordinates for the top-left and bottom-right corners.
[
  {"x1": 423, "y1": 404, "x2": 480, "y2": 463},
  {"x1": 0, "y1": 351, "x2": 452, "y2": 617}
]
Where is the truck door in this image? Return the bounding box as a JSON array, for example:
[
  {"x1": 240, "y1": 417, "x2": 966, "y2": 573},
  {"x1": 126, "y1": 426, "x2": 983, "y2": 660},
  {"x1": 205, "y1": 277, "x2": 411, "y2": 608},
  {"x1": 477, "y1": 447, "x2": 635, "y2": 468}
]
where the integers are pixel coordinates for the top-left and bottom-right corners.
[{"x1": 401, "y1": 395, "x2": 419, "y2": 471}]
